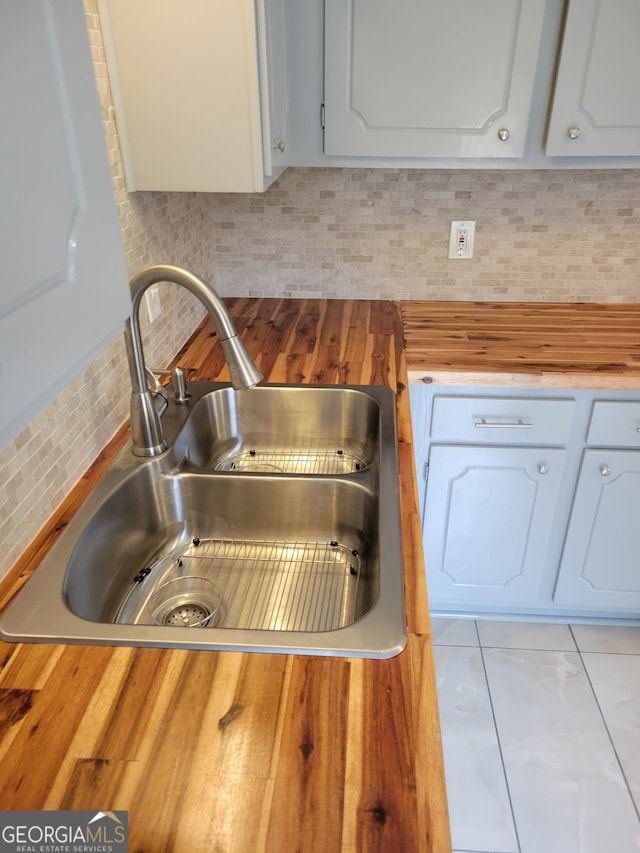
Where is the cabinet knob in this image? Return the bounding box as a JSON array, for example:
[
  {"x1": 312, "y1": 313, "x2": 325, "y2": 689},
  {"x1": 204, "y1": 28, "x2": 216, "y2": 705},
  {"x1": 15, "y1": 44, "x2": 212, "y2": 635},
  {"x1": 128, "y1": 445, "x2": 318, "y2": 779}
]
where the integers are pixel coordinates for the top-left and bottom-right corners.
[
  {"x1": 497, "y1": 128, "x2": 510, "y2": 142},
  {"x1": 538, "y1": 463, "x2": 549, "y2": 475},
  {"x1": 272, "y1": 139, "x2": 286, "y2": 153},
  {"x1": 600, "y1": 464, "x2": 611, "y2": 477},
  {"x1": 567, "y1": 126, "x2": 581, "y2": 140}
]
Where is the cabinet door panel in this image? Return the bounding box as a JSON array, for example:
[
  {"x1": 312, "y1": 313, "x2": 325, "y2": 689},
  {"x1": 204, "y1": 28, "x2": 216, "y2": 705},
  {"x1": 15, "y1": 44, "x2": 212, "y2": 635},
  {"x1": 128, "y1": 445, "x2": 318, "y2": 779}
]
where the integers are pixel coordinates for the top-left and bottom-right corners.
[
  {"x1": 0, "y1": 0, "x2": 129, "y2": 448},
  {"x1": 546, "y1": 0, "x2": 640, "y2": 156},
  {"x1": 324, "y1": 0, "x2": 545, "y2": 158},
  {"x1": 554, "y1": 450, "x2": 640, "y2": 609},
  {"x1": 424, "y1": 446, "x2": 566, "y2": 606}
]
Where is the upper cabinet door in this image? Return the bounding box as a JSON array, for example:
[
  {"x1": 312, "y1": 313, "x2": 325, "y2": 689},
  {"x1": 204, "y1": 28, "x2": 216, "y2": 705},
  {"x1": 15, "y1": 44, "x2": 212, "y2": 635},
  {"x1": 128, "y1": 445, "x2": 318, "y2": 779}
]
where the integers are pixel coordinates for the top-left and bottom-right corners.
[
  {"x1": 324, "y1": 0, "x2": 546, "y2": 158},
  {"x1": 546, "y1": 0, "x2": 640, "y2": 156},
  {"x1": 0, "y1": 0, "x2": 129, "y2": 449},
  {"x1": 100, "y1": 0, "x2": 288, "y2": 192}
]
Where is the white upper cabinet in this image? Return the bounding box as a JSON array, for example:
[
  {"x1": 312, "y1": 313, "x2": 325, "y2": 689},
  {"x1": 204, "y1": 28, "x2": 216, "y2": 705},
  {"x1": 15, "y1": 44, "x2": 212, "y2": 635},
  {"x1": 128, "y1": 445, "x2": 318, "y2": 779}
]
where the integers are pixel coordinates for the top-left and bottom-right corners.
[
  {"x1": 323, "y1": 0, "x2": 546, "y2": 158},
  {"x1": 546, "y1": 0, "x2": 640, "y2": 156},
  {"x1": 0, "y1": 0, "x2": 129, "y2": 449},
  {"x1": 99, "y1": 0, "x2": 288, "y2": 192}
]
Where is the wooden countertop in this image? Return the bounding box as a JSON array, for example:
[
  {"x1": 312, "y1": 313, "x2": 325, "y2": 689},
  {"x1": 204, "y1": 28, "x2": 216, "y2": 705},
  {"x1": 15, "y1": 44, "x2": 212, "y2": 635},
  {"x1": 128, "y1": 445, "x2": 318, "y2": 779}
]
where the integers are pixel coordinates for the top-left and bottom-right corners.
[
  {"x1": 0, "y1": 300, "x2": 451, "y2": 853},
  {"x1": 402, "y1": 301, "x2": 640, "y2": 389}
]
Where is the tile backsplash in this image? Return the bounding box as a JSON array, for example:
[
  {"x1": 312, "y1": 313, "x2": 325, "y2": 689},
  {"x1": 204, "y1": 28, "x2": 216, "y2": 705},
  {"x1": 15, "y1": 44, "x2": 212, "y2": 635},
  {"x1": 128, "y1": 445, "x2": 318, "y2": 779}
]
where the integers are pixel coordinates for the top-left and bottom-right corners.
[
  {"x1": 1, "y1": 1, "x2": 640, "y2": 580},
  {"x1": 212, "y1": 167, "x2": 640, "y2": 303}
]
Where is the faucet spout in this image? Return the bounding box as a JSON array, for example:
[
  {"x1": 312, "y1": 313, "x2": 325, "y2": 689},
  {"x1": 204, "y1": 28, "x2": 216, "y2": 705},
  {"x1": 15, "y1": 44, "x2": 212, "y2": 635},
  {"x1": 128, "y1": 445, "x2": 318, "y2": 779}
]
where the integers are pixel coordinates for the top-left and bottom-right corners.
[{"x1": 125, "y1": 264, "x2": 263, "y2": 457}]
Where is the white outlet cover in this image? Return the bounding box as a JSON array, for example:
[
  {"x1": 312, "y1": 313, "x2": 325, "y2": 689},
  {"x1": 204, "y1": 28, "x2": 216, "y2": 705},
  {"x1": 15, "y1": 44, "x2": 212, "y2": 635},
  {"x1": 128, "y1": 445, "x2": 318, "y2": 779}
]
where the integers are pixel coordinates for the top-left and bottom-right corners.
[{"x1": 448, "y1": 220, "x2": 475, "y2": 259}]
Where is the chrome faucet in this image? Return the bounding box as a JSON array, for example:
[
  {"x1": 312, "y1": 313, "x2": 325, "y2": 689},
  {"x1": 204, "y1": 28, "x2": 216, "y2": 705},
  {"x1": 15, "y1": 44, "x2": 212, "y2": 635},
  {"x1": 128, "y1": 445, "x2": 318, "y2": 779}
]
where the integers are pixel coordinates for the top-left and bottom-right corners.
[{"x1": 124, "y1": 263, "x2": 263, "y2": 456}]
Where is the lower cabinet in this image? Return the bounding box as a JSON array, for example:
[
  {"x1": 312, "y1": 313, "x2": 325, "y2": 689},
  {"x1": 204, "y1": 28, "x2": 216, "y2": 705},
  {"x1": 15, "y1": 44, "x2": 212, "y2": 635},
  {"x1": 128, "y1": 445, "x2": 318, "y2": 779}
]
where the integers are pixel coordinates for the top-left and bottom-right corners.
[
  {"x1": 410, "y1": 384, "x2": 640, "y2": 622},
  {"x1": 553, "y1": 450, "x2": 640, "y2": 610},
  {"x1": 425, "y1": 445, "x2": 567, "y2": 607}
]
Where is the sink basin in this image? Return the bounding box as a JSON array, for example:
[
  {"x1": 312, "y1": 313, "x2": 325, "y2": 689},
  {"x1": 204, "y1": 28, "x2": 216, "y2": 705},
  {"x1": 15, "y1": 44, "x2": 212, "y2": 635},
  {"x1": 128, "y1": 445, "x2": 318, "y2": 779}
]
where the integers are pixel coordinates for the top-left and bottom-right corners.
[
  {"x1": 174, "y1": 385, "x2": 380, "y2": 473},
  {"x1": 70, "y1": 473, "x2": 378, "y2": 633},
  {"x1": 0, "y1": 382, "x2": 406, "y2": 658}
]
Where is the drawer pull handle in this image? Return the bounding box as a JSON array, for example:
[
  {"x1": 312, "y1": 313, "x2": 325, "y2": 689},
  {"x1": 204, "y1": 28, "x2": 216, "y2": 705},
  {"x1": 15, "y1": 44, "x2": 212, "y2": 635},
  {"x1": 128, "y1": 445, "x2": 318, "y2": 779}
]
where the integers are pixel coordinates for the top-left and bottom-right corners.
[
  {"x1": 474, "y1": 418, "x2": 533, "y2": 429},
  {"x1": 538, "y1": 463, "x2": 549, "y2": 475},
  {"x1": 600, "y1": 464, "x2": 611, "y2": 477}
]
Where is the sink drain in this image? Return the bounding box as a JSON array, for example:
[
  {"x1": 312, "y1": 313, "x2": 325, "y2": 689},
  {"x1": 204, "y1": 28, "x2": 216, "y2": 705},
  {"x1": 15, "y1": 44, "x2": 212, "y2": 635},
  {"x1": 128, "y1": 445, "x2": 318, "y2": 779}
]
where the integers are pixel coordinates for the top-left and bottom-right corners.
[
  {"x1": 163, "y1": 603, "x2": 212, "y2": 627},
  {"x1": 147, "y1": 576, "x2": 222, "y2": 628}
]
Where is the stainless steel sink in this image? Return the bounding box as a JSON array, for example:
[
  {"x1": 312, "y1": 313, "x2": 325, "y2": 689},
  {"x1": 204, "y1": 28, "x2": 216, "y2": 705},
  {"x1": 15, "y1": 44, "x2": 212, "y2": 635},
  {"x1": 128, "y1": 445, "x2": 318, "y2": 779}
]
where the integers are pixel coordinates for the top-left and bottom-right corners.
[
  {"x1": 175, "y1": 385, "x2": 380, "y2": 474},
  {"x1": 0, "y1": 382, "x2": 406, "y2": 658}
]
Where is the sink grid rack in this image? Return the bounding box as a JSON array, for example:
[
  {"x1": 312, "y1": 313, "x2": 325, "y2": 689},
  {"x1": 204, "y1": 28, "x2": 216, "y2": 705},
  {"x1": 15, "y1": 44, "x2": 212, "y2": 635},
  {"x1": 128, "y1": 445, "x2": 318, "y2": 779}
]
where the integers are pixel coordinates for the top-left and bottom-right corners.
[
  {"x1": 117, "y1": 536, "x2": 362, "y2": 633},
  {"x1": 213, "y1": 448, "x2": 368, "y2": 474}
]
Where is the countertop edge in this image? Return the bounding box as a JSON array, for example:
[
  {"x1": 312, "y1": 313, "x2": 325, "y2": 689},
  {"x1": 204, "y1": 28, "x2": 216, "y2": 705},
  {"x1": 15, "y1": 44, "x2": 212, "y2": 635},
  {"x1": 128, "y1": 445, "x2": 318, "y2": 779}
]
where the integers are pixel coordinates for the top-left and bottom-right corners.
[{"x1": 407, "y1": 369, "x2": 640, "y2": 390}]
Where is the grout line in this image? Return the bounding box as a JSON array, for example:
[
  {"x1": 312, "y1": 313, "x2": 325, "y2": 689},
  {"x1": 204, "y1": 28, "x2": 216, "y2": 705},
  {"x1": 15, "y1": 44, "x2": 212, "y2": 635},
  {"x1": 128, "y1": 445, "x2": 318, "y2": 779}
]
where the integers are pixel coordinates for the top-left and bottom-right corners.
[
  {"x1": 476, "y1": 621, "x2": 522, "y2": 853},
  {"x1": 565, "y1": 648, "x2": 640, "y2": 656},
  {"x1": 475, "y1": 623, "x2": 578, "y2": 655},
  {"x1": 572, "y1": 629, "x2": 640, "y2": 824},
  {"x1": 478, "y1": 645, "x2": 577, "y2": 652},
  {"x1": 568, "y1": 623, "x2": 578, "y2": 652}
]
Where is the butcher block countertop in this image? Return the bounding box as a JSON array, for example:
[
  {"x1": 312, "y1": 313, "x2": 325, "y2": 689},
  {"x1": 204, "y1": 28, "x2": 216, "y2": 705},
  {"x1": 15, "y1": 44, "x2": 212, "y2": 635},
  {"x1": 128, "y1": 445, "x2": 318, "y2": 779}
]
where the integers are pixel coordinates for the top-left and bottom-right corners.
[
  {"x1": 402, "y1": 301, "x2": 640, "y2": 389},
  {"x1": 0, "y1": 300, "x2": 451, "y2": 853}
]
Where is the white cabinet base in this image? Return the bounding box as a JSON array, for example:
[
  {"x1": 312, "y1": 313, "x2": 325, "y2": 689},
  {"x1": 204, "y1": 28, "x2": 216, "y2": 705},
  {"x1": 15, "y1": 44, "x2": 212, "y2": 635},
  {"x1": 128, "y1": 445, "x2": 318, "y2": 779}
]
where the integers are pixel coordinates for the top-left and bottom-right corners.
[{"x1": 411, "y1": 383, "x2": 640, "y2": 624}]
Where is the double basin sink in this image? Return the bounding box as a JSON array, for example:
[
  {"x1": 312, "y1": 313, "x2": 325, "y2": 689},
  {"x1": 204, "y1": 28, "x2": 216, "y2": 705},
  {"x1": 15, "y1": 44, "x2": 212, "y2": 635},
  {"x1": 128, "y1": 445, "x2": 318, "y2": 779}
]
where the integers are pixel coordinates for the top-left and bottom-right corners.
[{"x1": 0, "y1": 383, "x2": 406, "y2": 658}]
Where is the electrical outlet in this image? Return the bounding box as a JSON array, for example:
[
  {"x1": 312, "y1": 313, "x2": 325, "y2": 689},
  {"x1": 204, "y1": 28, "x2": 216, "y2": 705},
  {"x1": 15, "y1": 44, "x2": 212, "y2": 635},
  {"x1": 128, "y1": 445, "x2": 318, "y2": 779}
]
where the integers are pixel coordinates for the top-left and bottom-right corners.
[
  {"x1": 146, "y1": 285, "x2": 162, "y2": 323},
  {"x1": 448, "y1": 220, "x2": 476, "y2": 259}
]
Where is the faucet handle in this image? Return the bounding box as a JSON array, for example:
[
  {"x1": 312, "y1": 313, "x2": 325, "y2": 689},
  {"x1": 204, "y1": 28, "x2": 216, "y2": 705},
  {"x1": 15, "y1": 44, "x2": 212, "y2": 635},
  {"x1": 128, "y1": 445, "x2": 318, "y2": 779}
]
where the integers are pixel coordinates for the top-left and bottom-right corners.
[{"x1": 148, "y1": 366, "x2": 190, "y2": 403}]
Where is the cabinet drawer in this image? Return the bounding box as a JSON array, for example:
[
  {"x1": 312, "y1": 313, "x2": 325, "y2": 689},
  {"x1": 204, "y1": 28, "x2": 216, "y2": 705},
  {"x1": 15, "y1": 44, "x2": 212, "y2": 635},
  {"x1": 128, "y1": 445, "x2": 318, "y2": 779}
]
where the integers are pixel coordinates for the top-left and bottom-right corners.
[
  {"x1": 587, "y1": 401, "x2": 640, "y2": 447},
  {"x1": 430, "y1": 396, "x2": 575, "y2": 445}
]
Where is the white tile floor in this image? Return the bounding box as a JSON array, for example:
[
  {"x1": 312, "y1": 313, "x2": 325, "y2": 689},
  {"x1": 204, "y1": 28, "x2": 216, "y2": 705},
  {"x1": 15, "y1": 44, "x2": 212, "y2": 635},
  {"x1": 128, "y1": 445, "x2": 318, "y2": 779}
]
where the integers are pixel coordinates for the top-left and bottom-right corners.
[{"x1": 432, "y1": 619, "x2": 640, "y2": 853}]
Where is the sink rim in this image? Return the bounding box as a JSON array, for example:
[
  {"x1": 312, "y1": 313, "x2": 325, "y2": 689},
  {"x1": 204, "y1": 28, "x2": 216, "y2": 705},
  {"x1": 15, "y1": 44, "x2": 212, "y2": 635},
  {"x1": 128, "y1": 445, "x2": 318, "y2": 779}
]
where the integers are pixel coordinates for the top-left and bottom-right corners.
[{"x1": 0, "y1": 381, "x2": 406, "y2": 659}]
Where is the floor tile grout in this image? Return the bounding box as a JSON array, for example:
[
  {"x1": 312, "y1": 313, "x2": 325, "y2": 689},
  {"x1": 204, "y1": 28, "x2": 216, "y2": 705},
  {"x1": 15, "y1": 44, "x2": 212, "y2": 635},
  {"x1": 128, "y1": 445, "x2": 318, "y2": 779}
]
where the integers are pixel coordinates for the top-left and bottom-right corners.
[
  {"x1": 573, "y1": 628, "x2": 640, "y2": 824},
  {"x1": 569, "y1": 649, "x2": 640, "y2": 656},
  {"x1": 476, "y1": 621, "x2": 522, "y2": 853}
]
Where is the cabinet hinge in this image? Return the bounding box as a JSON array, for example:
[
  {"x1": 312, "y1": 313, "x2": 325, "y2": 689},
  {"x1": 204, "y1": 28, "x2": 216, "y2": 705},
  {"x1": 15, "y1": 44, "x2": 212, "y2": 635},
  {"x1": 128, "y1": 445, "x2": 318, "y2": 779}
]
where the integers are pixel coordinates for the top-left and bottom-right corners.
[
  {"x1": 423, "y1": 460, "x2": 429, "y2": 481},
  {"x1": 320, "y1": 101, "x2": 325, "y2": 131}
]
